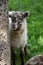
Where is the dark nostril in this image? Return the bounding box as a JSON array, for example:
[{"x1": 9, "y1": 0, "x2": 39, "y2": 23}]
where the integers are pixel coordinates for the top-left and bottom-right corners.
[
  {"x1": 0, "y1": 59, "x2": 2, "y2": 61},
  {"x1": 0, "y1": 13, "x2": 1, "y2": 15},
  {"x1": 0, "y1": 3, "x2": 2, "y2": 6}
]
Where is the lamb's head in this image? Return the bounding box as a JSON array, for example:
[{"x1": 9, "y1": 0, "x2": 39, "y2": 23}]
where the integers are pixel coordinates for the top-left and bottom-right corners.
[{"x1": 9, "y1": 11, "x2": 30, "y2": 31}]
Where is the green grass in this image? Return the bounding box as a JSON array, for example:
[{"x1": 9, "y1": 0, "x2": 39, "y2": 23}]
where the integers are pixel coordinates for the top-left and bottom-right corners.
[{"x1": 8, "y1": 0, "x2": 43, "y2": 65}]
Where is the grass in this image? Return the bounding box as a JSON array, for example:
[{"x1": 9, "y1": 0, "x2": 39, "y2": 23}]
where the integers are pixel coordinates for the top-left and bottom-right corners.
[{"x1": 8, "y1": 0, "x2": 43, "y2": 65}]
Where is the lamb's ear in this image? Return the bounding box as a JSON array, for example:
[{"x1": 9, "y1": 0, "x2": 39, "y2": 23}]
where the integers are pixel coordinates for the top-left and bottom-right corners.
[
  {"x1": 8, "y1": 11, "x2": 15, "y2": 18},
  {"x1": 9, "y1": 12, "x2": 13, "y2": 18},
  {"x1": 23, "y1": 11, "x2": 30, "y2": 18}
]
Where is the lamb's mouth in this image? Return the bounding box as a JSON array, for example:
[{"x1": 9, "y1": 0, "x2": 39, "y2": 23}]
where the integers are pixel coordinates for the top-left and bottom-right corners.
[
  {"x1": 12, "y1": 27, "x2": 20, "y2": 31},
  {"x1": 15, "y1": 27, "x2": 21, "y2": 31}
]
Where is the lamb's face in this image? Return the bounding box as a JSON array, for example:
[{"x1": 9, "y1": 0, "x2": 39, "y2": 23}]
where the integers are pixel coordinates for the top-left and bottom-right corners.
[{"x1": 9, "y1": 11, "x2": 30, "y2": 31}]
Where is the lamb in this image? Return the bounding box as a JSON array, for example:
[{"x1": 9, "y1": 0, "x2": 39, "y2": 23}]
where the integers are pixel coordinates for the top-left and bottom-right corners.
[{"x1": 9, "y1": 11, "x2": 30, "y2": 65}]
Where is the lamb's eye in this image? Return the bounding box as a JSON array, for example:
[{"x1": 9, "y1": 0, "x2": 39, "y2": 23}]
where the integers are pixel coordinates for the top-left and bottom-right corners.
[
  {"x1": 14, "y1": 17, "x2": 16, "y2": 19},
  {"x1": 18, "y1": 21, "x2": 21, "y2": 24},
  {"x1": 13, "y1": 17, "x2": 16, "y2": 21},
  {"x1": 20, "y1": 18, "x2": 22, "y2": 20},
  {"x1": 18, "y1": 17, "x2": 22, "y2": 20}
]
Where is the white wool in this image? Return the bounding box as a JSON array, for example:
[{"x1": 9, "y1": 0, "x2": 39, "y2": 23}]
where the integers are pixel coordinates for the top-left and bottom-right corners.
[
  {"x1": 9, "y1": 17, "x2": 12, "y2": 31},
  {"x1": 9, "y1": 11, "x2": 15, "y2": 15}
]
